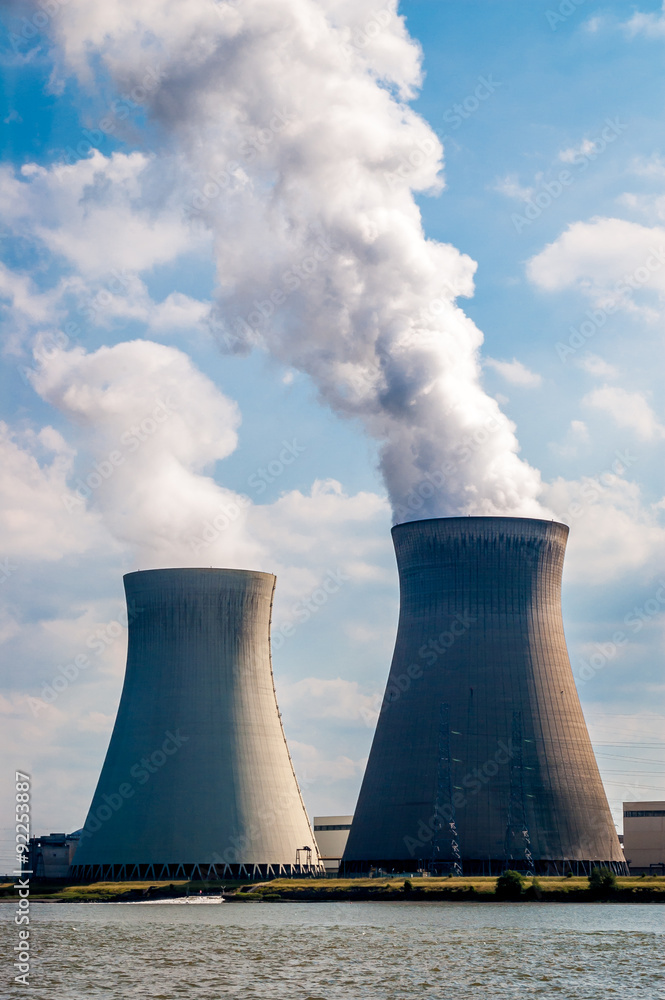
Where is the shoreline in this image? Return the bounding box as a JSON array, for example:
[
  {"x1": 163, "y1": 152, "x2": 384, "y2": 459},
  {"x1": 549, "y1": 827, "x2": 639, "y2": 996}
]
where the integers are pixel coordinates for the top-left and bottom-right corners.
[{"x1": 2, "y1": 875, "x2": 664, "y2": 904}]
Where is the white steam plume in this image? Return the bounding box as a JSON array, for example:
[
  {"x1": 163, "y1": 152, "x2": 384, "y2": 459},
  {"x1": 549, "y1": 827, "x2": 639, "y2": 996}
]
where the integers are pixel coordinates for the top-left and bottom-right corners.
[{"x1": 45, "y1": 0, "x2": 548, "y2": 522}]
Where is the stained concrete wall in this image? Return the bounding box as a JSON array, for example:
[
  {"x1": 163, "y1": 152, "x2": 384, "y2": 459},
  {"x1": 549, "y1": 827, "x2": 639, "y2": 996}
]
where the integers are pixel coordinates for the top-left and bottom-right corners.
[
  {"x1": 71, "y1": 568, "x2": 319, "y2": 875},
  {"x1": 343, "y1": 517, "x2": 626, "y2": 873}
]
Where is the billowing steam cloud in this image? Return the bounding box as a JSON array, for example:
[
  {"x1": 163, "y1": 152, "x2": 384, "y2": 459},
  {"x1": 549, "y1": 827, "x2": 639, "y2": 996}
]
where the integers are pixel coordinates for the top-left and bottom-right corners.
[{"x1": 44, "y1": 0, "x2": 547, "y2": 521}]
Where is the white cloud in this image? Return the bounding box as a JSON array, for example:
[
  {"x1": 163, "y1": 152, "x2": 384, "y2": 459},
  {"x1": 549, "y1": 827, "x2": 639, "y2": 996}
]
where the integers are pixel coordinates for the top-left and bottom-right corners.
[
  {"x1": 12, "y1": 338, "x2": 391, "y2": 662},
  {"x1": 149, "y1": 292, "x2": 211, "y2": 334},
  {"x1": 289, "y1": 740, "x2": 366, "y2": 785},
  {"x1": 630, "y1": 153, "x2": 665, "y2": 180},
  {"x1": 558, "y1": 138, "x2": 597, "y2": 164},
  {"x1": 622, "y1": 2, "x2": 665, "y2": 39},
  {"x1": 582, "y1": 385, "x2": 665, "y2": 441},
  {"x1": 1, "y1": 153, "x2": 206, "y2": 278},
  {"x1": 527, "y1": 217, "x2": 665, "y2": 307},
  {"x1": 0, "y1": 422, "x2": 106, "y2": 562},
  {"x1": 279, "y1": 677, "x2": 380, "y2": 724},
  {"x1": 485, "y1": 357, "x2": 542, "y2": 388},
  {"x1": 544, "y1": 472, "x2": 665, "y2": 584},
  {"x1": 578, "y1": 354, "x2": 619, "y2": 379},
  {"x1": 549, "y1": 419, "x2": 591, "y2": 459},
  {"x1": 27, "y1": 339, "x2": 266, "y2": 569},
  {"x1": 493, "y1": 175, "x2": 535, "y2": 201}
]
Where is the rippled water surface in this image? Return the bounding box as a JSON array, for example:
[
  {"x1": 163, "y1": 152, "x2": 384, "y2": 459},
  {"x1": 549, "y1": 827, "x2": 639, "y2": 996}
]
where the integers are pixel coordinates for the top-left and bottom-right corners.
[{"x1": 2, "y1": 901, "x2": 663, "y2": 999}]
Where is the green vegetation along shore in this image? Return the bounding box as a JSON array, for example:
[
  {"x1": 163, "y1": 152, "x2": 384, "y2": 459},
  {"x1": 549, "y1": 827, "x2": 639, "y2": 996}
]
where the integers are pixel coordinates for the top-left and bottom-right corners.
[{"x1": 1, "y1": 874, "x2": 664, "y2": 903}]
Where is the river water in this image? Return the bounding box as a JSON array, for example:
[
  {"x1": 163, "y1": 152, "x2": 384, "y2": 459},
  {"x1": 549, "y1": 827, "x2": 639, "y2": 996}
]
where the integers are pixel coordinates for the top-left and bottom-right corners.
[{"x1": 2, "y1": 901, "x2": 663, "y2": 999}]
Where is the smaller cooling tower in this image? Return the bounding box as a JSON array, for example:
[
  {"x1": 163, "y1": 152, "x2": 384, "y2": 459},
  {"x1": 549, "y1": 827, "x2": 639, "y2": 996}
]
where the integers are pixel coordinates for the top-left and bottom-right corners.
[{"x1": 70, "y1": 568, "x2": 322, "y2": 881}]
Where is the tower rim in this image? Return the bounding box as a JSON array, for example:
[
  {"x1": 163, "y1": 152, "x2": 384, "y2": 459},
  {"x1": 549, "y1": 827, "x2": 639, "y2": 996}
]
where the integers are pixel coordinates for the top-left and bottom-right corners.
[
  {"x1": 392, "y1": 514, "x2": 568, "y2": 535},
  {"x1": 123, "y1": 566, "x2": 275, "y2": 584}
]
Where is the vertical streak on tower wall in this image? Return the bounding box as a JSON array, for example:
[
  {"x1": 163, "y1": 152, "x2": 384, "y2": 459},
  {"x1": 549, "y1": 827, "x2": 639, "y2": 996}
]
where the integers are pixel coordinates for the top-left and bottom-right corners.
[
  {"x1": 71, "y1": 568, "x2": 321, "y2": 881},
  {"x1": 342, "y1": 517, "x2": 627, "y2": 875}
]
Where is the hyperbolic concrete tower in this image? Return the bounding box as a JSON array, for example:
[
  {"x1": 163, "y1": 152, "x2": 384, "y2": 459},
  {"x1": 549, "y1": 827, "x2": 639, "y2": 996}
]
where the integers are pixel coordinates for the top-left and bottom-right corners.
[
  {"x1": 71, "y1": 568, "x2": 322, "y2": 881},
  {"x1": 343, "y1": 517, "x2": 627, "y2": 876}
]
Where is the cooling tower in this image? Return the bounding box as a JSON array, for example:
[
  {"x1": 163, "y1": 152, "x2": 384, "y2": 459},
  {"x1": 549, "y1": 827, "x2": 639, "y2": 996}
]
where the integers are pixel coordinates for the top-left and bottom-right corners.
[
  {"x1": 70, "y1": 568, "x2": 322, "y2": 881},
  {"x1": 343, "y1": 517, "x2": 627, "y2": 876}
]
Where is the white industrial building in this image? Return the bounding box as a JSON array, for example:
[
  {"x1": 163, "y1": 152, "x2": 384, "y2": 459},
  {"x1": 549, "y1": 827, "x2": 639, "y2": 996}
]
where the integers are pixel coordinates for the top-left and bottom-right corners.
[{"x1": 313, "y1": 816, "x2": 353, "y2": 873}]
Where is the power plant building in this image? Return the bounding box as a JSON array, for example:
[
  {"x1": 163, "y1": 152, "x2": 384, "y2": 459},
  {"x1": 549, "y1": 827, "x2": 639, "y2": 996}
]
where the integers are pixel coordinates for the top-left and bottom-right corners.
[
  {"x1": 313, "y1": 815, "x2": 353, "y2": 872},
  {"x1": 71, "y1": 568, "x2": 323, "y2": 881},
  {"x1": 343, "y1": 516, "x2": 627, "y2": 876},
  {"x1": 623, "y1": 801, "x2": 665, "y2": 874},
  {"x1": 27, "y1": 832, "x2": 81, "y2": 880}
]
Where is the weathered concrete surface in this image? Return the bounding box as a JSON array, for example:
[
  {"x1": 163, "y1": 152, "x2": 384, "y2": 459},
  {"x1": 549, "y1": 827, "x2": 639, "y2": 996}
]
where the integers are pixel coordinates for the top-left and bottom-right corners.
[
  {"x1": 71, "y1": 569, "x2": 320, "y2": 880},
  {"x1": 343, "y1": 517, "x2": 626, "y2": 874}
]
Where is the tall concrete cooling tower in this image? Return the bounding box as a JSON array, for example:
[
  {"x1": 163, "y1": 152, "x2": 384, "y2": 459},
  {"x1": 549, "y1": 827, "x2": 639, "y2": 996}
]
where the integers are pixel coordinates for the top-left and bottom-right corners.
[
  {"x1": 70, "y1": 568, "x2": 322, "y2": 881},
  {"x1": 342, "y1": 517, "x2": 627, "y2": 876}
]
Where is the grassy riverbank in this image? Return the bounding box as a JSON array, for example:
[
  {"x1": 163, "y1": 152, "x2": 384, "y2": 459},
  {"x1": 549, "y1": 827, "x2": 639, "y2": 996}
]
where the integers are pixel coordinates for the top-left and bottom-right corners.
[
  {"x1": 1, "y1": 875, "x2": 664, "y2": 903},
  {"x1": 239, "y1": 875, "x2": 665, "y2": 903}
]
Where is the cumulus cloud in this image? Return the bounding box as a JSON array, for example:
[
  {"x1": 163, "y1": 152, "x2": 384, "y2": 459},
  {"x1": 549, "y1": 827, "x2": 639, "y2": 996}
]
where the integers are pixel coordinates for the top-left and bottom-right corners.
[
  {"x1": 28, "y1": 338, "x2": 265, "y2": 568},
  {"x1": 0, "y1": 422, "x2": 106, "y2": 562},
  {"x1": 485, "y1": 357, "x2": 542, "y2": 387},
  {"x1": 622, "y1": 2, "x2": 665, "y2": 39},
  {"x1": 27, "y1": 0, "x2": 548, "y2": 522},
  {"x1": 549, "y1": 419, "x2": 590, "y2": 459},
  {"x1": 289, "y1": 739, "x2": 366, "y2": 784},
  {"x1": 279, "y1": 676, "x2": 380, "y2": 723},
  {"x1": 582, "y1": 385, "x2": 665, "y2": 441},
  {"x1": 527, "y1": 217, "x2": 665, "y2": 307},
  {"x1": 20, "y1": 337, "x2": 390, "y2": 605},
  {"x1": 0, "y1": 153, "x2": 205, "y2": 278},
  {"x1": 543, "y1": 472, "x2": 665, "y2": 584}
]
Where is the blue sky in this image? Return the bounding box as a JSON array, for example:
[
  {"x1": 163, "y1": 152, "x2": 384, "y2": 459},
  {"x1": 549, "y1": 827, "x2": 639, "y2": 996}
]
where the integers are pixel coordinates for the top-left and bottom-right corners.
[{"x1": 1, "y1": 0, "x2": 664, "y2": 870}]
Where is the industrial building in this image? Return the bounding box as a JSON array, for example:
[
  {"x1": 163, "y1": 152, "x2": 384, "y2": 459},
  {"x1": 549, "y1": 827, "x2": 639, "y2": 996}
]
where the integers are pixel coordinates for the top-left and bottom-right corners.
[
  {"x1": 313, "y1": 816, "x2": 353, "y2": 872},
  {"x1": 26, "y1": 832, "x2": 80, "y2": 880},
  {"x1": 623, "y1": 801, "x2": 665, "y2": 874},
  {"x1": 70, "y1": 568, "x2": 323, "y2": 881},
  {"x1": 342, "y1": 516, "x2": 627, "y2": 876}
]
